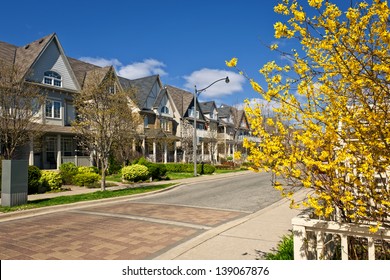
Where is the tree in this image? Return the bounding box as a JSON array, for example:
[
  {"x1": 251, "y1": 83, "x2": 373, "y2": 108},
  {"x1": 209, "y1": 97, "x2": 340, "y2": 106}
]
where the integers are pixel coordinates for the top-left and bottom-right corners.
[
  {"x1": 180, "y1": 119, "x2": 195, "y2": 163},
  {"x1": 227, "y1": 0, "x2": 390, "y2": 232},
  {"x1": 73, "y1": 67, "x2": 139, "y2": 190},
  {"x1": 0, "y1": 62, "x2": 45, "y2": 159}
]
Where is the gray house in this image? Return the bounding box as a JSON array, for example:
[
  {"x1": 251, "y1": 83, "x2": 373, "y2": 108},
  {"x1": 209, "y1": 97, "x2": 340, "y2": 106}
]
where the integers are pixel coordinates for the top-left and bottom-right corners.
[{"x1": 0, "y1": 33, "x2": 86, "y2": 169}]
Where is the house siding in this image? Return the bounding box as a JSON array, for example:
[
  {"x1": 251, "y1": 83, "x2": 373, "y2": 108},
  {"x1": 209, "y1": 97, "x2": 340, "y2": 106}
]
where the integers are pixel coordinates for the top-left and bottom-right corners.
[{"x1": 30, "y1": 40, "x2": 78, "y2": 91}]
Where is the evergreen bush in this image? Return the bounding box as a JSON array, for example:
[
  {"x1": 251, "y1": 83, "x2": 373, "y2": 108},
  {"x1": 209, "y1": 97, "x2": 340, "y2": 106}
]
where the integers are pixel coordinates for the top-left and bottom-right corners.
[
  {"x1": 121, "y1": 164, "x2": 149, "y2": 182},
  {"x1": 28, "y1": 165, "x2": 42, "y2": 194},
  {"x1": 59, "y1": 162, "x2": 78, "y2": 185}
]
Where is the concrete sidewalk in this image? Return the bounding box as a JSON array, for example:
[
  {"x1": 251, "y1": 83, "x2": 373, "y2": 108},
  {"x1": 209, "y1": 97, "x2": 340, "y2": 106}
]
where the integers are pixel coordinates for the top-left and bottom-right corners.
[{"x1": 155, "y1": 189, "x2": 307, "y2": 260}]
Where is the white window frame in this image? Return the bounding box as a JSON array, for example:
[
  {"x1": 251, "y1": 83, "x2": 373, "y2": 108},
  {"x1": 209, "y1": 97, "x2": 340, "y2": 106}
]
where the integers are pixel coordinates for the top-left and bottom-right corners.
[
  {"x1": 43, "y1": 71, "x2": 62, "y2": 87},
  {"x1": 45, "y1": 100, "x2": 62, "y2": 119}
]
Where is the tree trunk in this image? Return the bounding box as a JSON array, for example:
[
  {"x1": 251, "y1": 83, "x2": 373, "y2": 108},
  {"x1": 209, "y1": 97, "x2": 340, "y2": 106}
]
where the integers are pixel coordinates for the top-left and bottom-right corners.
[{"x1": 100, "y1": 158, "x2": 107, "y2": 191}]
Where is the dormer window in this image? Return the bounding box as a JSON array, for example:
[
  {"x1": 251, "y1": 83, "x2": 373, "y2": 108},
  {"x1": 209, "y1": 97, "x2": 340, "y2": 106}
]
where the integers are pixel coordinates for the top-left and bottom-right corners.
[
  {"x1": 161, "y1": 106, "x2": 169, "y2": 114},
  {"x1": 43, "y1": 71, "x2": 62, "y2": 87}
]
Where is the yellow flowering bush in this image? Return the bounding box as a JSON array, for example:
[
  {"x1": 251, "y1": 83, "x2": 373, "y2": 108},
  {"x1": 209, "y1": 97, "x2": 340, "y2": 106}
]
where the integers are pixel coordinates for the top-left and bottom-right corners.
[{"x1": 229, "y1": 0, "x2": 390, "y2": 233}]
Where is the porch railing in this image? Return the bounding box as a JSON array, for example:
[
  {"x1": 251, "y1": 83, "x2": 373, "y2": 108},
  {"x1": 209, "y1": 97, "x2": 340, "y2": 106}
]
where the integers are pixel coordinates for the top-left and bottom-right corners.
[
  {"x1": 292, "y1": 211, "x2": 390, "y2": 260},
  {"x1": 62, "y1": 156, "x2": 91, "y2": 167}
]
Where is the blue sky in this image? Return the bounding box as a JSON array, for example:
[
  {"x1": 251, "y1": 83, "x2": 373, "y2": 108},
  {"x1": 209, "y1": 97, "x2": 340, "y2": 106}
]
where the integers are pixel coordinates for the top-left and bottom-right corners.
[{"x1": 1, "y1": 0, "x2": 292, "y2": 107}]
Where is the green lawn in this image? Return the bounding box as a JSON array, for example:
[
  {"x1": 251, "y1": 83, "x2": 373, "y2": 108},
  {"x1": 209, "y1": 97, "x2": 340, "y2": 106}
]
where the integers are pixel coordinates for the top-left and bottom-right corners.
[{"x1": 0, "y1": 183, "x2": 175, "y2": 213}]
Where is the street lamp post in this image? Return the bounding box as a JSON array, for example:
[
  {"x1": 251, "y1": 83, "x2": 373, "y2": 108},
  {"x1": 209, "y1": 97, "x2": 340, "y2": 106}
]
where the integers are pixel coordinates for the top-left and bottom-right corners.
[{"x1": 193, "y1": 76, "x2": 229, "y2": 176}]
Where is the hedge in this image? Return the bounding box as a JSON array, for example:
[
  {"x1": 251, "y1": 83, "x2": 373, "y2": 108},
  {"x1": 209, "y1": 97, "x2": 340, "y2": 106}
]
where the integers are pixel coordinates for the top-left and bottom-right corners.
[{"x1": 165, "y1": 163, "x2": 215, "y2": 174}]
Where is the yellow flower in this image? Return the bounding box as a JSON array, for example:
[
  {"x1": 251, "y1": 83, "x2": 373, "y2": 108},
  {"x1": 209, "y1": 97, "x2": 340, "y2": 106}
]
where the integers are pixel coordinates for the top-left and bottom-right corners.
[
  {"x1": 270, "y1": 44, "x2": 279, "y2": 50},
  {"x1": 308, "y1": 0, "x2": 323, "y2": 9},
  {"x1": 225, "y1": 57, "x2": 238, "y2": 68},
  {"x1": 250, "y1": 79, "x2": 263, "y2": 93}
]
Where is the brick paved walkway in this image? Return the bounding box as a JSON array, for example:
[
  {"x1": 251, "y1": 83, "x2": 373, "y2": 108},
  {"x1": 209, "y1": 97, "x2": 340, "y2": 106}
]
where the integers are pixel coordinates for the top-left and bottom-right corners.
[{"x1": 0, "y1": 202, "x2": 246, "y2": 260}]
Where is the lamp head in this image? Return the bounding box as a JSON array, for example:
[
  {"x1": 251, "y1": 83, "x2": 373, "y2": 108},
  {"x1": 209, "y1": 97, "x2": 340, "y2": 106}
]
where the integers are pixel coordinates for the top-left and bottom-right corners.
[{"x1": 225, "y1": 76, "x2": 230, "y2": 83}]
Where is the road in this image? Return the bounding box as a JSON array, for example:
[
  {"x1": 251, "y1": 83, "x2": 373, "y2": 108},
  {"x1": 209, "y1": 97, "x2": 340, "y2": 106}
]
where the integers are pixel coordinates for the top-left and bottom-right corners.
[
  {"x1": 0, "y1": 171, "x2": 280, "y2": 260},
  {"x1": 136, "y1": 171, "x2": 278, "y2": 212}
]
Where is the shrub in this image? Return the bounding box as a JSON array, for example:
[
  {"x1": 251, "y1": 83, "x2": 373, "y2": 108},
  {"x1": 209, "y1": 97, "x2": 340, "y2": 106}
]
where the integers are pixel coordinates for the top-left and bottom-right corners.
[
  {"x1": 201, "y1": 164, "x2": 215, "y2": 174},
  {"x1": 133, "y1": 157, "x2": 167, "y2": 180},
  {"x1": 264, "y1": 234, "x2": 294, "y2": 260},
  {"x1": 78, "y1": 166, "x2": 99, "y2": 174},
  {"x1": 59, "y1": 162, "x2": 78, "y2": 185},
  {"x1": 40, "y1": 171, "x2": 63, "y2": 191},
  {"x1": 144, "y1": 163, "x2": 167, "y2": 180},
  {"x1": 165, "y1": 163, "x2": 193, "y2": 173},
  {"x1": 122, "y1": 164, "x2": 149, "y2": 182},
  {"x1": 28, "y1": 165, "x2": 42, "y2": 194},
  {"x1": 73, "y1": 172, "x2": 101, "y2": 187}
]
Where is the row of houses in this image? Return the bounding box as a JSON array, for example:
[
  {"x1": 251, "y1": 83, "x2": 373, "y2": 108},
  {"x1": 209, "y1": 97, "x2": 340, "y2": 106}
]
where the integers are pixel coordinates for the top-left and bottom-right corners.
[{"x1": 0, "y1": 33, "x2": 259, "y2": 170}]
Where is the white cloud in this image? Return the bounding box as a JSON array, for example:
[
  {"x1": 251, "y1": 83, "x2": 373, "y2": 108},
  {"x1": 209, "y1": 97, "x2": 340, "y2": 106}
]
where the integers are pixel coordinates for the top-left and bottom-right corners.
[
  {"x1": 118, "y1": 59, "x2": 167, "y2": 80},
  {"x1": 183, "y1": 68, "x2": 245, "y2": 99},
  {"x1": 235, "y1": 98, "x2": 281, "y2": 111},
  {"x1": 78, "y1": 57, "x2": 167, "y2": 80},
  {"x1": 79, "y1": 57, "x2": 122, "y2": 68}
]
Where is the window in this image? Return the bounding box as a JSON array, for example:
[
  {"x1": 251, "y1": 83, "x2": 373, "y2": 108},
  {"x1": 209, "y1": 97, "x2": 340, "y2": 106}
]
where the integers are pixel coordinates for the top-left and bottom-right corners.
[
  {"x1": 61, "y1": 137, "x2": 73, "y2": 156},
  {"x1": 144, "y1": 116, "x2": 149, "y2": 128},
  {"x1": 46, "y1": 100, "x2": 61, "y2": 119},
  {"x1": 189, "y1": 107, "x2": 199, "y2": 118},
  {"x1": 43, "y1": 71, "x2": 62, "y2": 87},
  {"x1": 160, "y1": 118, "x2": 170, "y2": 131},
  {"x1": 161, "y1": 106, "x2": 169, "y2": 114}
]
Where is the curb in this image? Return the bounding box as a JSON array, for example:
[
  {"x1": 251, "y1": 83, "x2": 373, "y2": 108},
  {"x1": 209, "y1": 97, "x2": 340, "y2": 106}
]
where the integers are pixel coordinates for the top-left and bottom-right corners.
[{"x1": 0, "y1": 183, "x2": 182, "y2": 222}]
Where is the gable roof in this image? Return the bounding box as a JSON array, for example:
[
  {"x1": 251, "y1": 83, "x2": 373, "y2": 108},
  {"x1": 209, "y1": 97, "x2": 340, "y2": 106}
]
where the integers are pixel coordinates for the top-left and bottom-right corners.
[
  {"x1": 199, "y1": 101, "x2": 217, "y2": 114},
  {"x1": 14, "y1": 33, "x2": 55, "y2": 81},
  {"x1": 119, "y1": 75, "x2": 159, "y2": 109},
  {"x1": 0, "y1": 34, "x2": 54, "y2": 81},
  {"x1": 166, "y1": 85, "x2": 194, "y2": 117}
]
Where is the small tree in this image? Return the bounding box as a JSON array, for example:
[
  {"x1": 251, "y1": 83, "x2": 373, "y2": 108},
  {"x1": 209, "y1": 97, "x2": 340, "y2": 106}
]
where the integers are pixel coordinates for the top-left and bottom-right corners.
[
  {"x1": 227, "y1": 0, "x2": 390, "y2": 232},
  {"x1": 180, "y1": 119, "x2": 195, "y2": 163},
  {"x1": 73, "y1": 67, "x2": 139, "y2": 190},
  {"x1": 0, "y1": 62, "x2": 45, "y2": 159}
]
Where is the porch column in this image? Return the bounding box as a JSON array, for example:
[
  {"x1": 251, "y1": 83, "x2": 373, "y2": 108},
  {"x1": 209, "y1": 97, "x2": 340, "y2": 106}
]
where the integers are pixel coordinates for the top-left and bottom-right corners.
[
  {"x1": 215, "y1": 143, "x2": 219, "y2": 163},
  {"x1": 153, "y1": 140, "x2": 157, "y2": 163},
  {"x1": 132, "y1": 139, "x2": 136, "y2": 153},
  {"x1": 142, "y1": 138, "x2": 146, "y2": 156},
  {"x1": 163, "y1": 141, "x2": 168, "y2": 163},
  {"x1": 183, "y1": 150, "x2": 186, "y2": 163},
  {"x1": 233, "y1": 145, "x2": 236, "y2": 160},
  {"x1": 224, "y1": 126, "x2": 227, "y2": 158},
  {"x1": 29, "y1": 138, "x2": 34, "y2": 166},
  {"x1": 201, "y1": 142, "x2": 204, "y2": 162},
  {"x1": 56, "y1": 134, "x2": 61, "y2": 170},
  {"x1": 174, "y1": 142, "x2": 177, "y2": 163}
]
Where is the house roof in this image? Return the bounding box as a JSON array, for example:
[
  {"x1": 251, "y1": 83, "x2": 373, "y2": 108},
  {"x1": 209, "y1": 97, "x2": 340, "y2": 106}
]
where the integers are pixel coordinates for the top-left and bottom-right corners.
[
  {"x1": 0, "y1": 41, "x2": 17, "y2": 65},
  {"x1": 67, "y1": 57, "x2": 101, "y2": 87},
  {"x1": 0, "y1": 33, "x2": 55, "y2": 81},
  {"x1": 166, "y1": 85, "x2": 194, "y2": 117},
  {"x1": 120, "y1": 75, "x2": 160, "y2": 109},
  {"x1": 199, "y1": 101, "x2": 216, "y2": 114}
]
